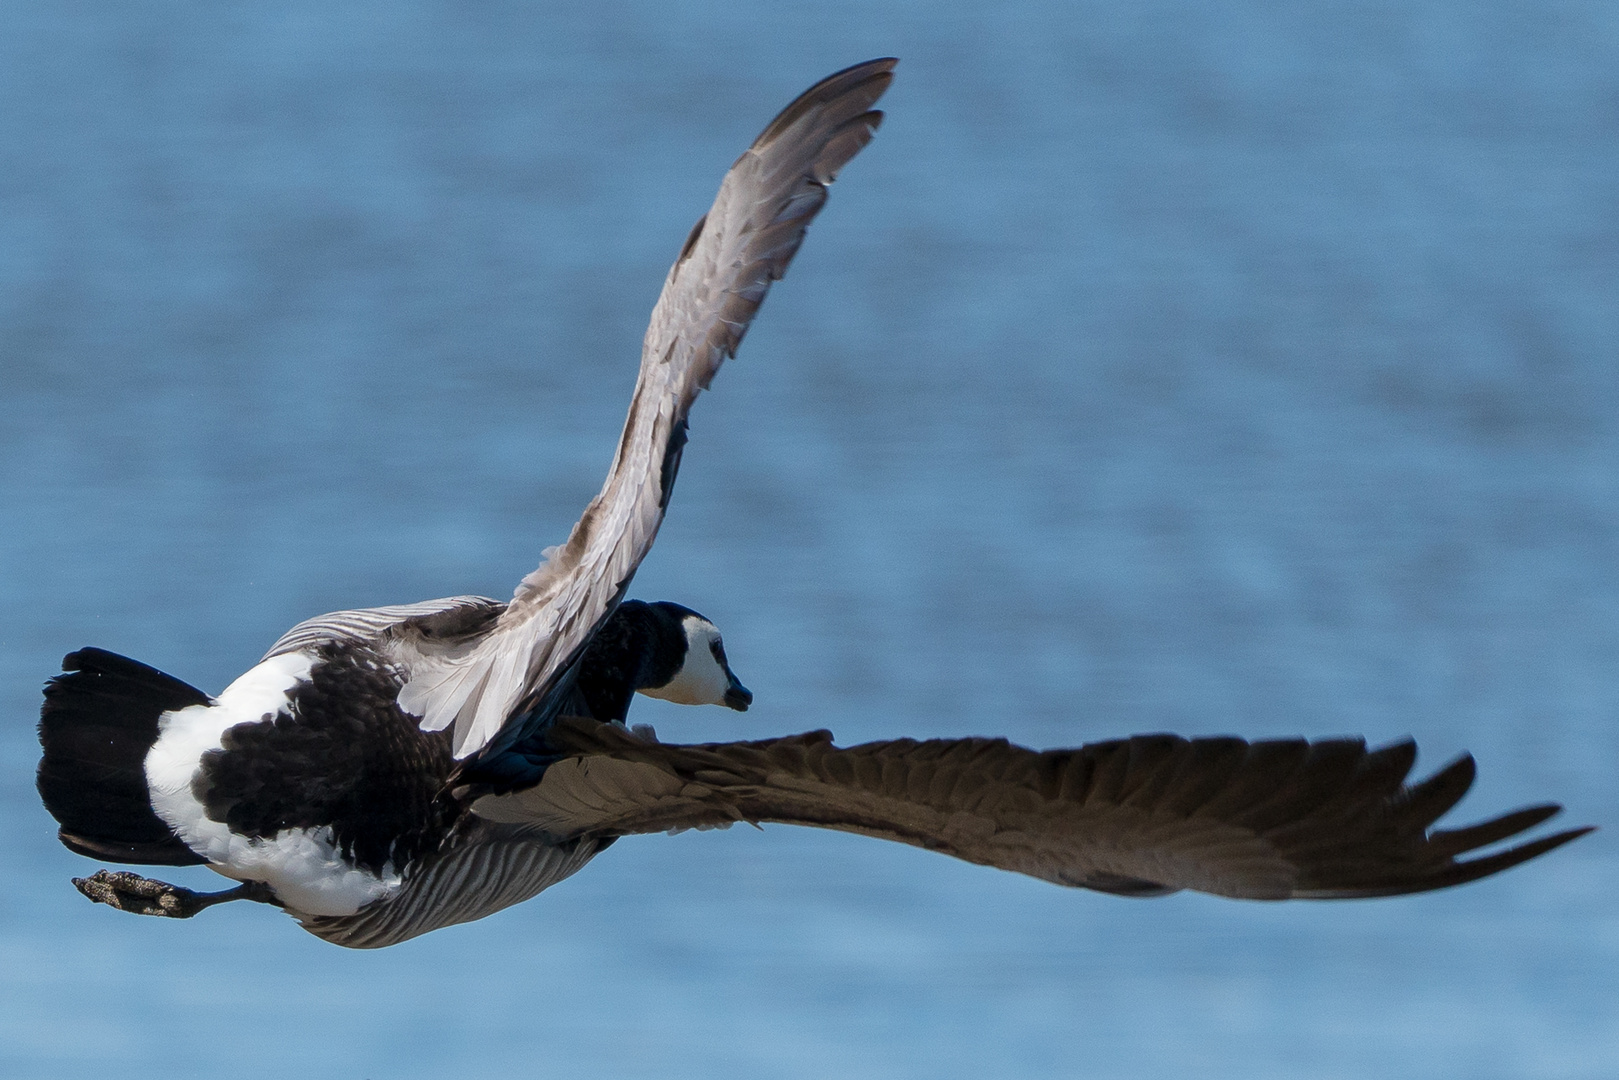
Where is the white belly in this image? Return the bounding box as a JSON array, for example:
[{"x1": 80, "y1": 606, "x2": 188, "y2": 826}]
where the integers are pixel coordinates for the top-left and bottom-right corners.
[{"x1": 143, "y1": 651, "x2": 403, "y2": 917}]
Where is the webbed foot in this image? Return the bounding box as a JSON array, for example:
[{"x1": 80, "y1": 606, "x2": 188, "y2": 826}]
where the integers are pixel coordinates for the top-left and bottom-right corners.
[{"x1": 72, "y1": 869, "x2": 278, "y2": 918}]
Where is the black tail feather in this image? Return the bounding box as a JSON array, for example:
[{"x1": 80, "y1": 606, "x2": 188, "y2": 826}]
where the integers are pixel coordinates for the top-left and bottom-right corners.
[{"x1": 37, "y1": 648, "x2": 209, "y2": 867}]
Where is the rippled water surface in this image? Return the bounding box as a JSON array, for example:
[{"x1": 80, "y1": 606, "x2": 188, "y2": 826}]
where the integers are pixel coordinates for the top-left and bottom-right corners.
[{"x1": 2, "y1": 3, "x2": 1616, "y2": 1077}]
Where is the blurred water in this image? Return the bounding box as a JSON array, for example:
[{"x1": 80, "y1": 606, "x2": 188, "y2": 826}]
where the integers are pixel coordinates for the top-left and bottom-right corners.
[{"x1": 1, "y1": 2, "x2": 1616, "y2": 1077}]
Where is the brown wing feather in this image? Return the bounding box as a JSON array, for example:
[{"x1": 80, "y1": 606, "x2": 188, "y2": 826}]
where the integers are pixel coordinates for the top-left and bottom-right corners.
[
  {"x1": 472, "y1": 718, "x2": 1591, "y2": 901},
  {"x1": 396, "y1": 60, "x2": 897, "y2": 760}
]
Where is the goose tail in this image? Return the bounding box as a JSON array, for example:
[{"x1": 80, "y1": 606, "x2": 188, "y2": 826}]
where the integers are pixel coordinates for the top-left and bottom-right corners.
[{"x1": 37, "y1": 648, "x2": 209, "y2": 866}]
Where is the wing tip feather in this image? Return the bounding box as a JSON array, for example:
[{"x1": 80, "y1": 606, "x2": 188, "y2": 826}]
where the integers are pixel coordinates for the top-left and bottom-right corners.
[
  {"x1": 752, "y1": 58, "x2": 899, "y2": 151},
  {"x1": 1298, "y1": 823, "x2": 1594, "y2": 899}
]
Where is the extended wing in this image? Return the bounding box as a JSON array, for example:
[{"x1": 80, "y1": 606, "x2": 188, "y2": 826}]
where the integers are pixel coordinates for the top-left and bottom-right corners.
[
  {"x1": 395, "y1": 59, "x2": 897, "y2": 762},
  {"x1": 475, "y1": 718, "x2": 1590, "y2": 900}
]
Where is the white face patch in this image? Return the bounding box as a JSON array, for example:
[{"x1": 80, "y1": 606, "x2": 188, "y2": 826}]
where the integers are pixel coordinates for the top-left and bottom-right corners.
[{"x1": 639, "y1": 616, "x2": 731, "y2": 707}]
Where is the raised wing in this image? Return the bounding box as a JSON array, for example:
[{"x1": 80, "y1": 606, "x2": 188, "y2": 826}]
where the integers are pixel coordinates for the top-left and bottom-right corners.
[
  {"x1": 475, "y1": 718, "x2": 1591, "y2": 900},
  {"x1": 396, "y1": 59, "x2": 897, "y2": 762}
]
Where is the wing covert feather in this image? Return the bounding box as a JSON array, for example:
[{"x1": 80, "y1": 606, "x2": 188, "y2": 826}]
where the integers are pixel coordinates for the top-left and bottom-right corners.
[
  {"x1": 263, "y1": 596, "x2": 504, "y2": 661},
  {"x1": 475, "y1": 719, "x2": 1590, "y2": 901},
  {"x1": 400, "y1": 60, "x2": 897, "y2": 760}
]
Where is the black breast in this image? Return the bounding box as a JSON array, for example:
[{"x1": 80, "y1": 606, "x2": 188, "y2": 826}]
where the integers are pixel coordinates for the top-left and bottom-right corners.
[{"x1": 194, "y1": 646, "x2": 455, "y2": 876}]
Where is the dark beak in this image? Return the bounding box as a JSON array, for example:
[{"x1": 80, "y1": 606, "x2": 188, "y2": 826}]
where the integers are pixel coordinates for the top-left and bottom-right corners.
[{"x1": 722, "y1": 671, "x2": 752, "y2": 712}]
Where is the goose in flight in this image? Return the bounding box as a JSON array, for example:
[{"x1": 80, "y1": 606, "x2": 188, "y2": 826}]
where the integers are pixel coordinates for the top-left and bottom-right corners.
[{"x1": 36, "y1": 59, "x2": 1589, "y2": 949}]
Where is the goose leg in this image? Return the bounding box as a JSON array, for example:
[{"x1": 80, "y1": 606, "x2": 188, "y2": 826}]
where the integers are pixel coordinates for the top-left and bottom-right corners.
[{"x1": 72, "y1": 869, "x2": 281, "y2": 918}]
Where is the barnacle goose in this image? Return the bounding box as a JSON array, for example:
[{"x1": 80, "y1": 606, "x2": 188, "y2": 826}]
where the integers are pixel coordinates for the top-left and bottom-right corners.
[{"x1": 36, "y1": 59, "x2": 1589, "y2": 949}]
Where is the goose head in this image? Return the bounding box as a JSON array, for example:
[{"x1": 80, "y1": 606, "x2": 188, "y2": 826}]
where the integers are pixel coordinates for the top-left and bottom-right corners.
[{"x1": 636, "y1": 602, "x2": 752, "y2": 712}]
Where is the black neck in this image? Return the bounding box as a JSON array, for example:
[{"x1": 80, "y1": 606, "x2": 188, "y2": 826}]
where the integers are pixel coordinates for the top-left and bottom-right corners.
[{"x1": 574, "y1": 600, "x2": 686, "y2": 723}]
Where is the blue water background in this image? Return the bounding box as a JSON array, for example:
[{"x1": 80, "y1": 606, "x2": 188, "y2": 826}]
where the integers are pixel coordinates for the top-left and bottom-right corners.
[{"x1": 1, "y1": 2, "x2": 1615, "y2": 1077}]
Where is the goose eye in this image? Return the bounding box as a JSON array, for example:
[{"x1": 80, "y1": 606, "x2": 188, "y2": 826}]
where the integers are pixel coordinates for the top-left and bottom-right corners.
[{"x1": 709, "y1": 639, "x2": 727, "y2": 665}]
